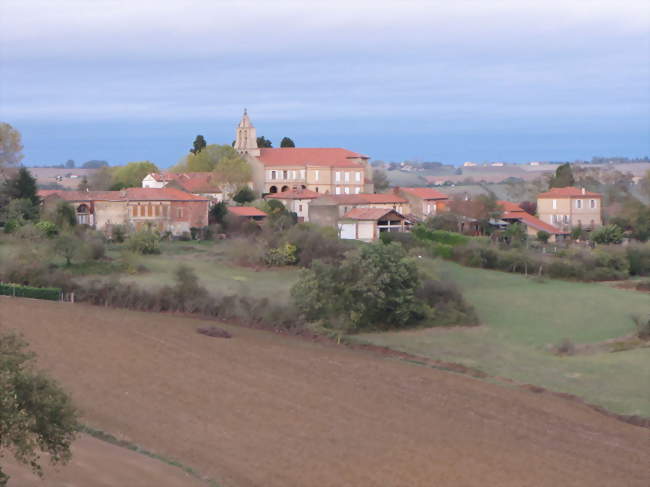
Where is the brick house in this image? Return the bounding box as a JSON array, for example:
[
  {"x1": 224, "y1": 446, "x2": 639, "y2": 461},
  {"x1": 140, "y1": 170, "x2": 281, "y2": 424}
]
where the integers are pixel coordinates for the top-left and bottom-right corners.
[
  {"x1": 396, "y1": 187, "x2": 449, "y2": 219},
  {"x1": 39, "y1": 188, "x2": 209, "y2": 236},
  {"x1": 498, "y1": 200, "x2": 565, "y2": 242}
]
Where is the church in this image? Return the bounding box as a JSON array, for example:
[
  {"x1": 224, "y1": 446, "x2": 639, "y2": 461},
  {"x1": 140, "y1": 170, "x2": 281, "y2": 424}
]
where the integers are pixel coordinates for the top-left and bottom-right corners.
[{"x1": 233, "y1": 110, "x2": 374, "y2": 195}]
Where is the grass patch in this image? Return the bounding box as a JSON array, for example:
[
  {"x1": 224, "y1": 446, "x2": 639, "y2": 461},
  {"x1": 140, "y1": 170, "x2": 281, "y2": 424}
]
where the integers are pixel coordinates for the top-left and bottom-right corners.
[
  {"x1": 79, "y1": 424, "x2": 220, "y2": 487},
  {"x1": 357, "y1": 259, "x2": 650, "y2": 416}
]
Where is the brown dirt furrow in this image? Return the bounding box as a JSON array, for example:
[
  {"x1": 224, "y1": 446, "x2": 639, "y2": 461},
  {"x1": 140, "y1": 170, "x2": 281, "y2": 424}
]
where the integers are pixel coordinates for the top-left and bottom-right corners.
[{"x1": 1, "y1": 297, "x2": 648, "y2": 487}]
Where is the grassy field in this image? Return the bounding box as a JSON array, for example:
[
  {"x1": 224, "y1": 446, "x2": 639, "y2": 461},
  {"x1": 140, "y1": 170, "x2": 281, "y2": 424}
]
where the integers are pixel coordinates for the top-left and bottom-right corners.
[{"x1": 357, "y1": 260, "x2": 650, "y2": 416}]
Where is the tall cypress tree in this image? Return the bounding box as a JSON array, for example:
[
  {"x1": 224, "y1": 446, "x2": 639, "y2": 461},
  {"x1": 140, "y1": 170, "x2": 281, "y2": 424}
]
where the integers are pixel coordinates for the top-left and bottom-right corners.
[
  {"x1": 3, "y1": 167, "x2": 40, "y2": 205},
  {"x1": 549, "y1": 163, "x2": 575, "y2": 188},
  {"x1": 280, "y1": 137, "x2": 295, "y2": 148},
  {"x1": 190, "y1": 135, "x2": 207, "y2": 154}
]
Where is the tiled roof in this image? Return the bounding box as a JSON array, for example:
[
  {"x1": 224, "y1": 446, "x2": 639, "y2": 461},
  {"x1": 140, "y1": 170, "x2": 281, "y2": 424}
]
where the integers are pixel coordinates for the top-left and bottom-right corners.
[
  {"x1": 264, "y1": 188, "x2": 320, "y2": 200},
  {"x1": 147, "y1": 172, "x2": 221, "y2": 193},
  {"x1": 341, "y1": 208, "x2": 404, "y2": 220},
  {"x1": 325, "y1": 193, "x2": 408, "y2": 205},
  {"x1": 38, "y1": 188, "x2": 209, "y2": 202},
  {"x1": 537, "y1": 187, "x2": 602, "y2": 198},
  {"x1": 400, "y1": 187, "x2": 449, "y2": 200},
  {"x1": 258, "y1": 148, "x2": 367, "y2": 168},
  {"x1": 228, "y1": 206, "x2": 268, "y2": 217},
  {"x1": 502, "y1": 210, "x2": 564, "y2": 234},
  {"x1": 497, "y1": 200, "x2": 525, "y2": 213}
]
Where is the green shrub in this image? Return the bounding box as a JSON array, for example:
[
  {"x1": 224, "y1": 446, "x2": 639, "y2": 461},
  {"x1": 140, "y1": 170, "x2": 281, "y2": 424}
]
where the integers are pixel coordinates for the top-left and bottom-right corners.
[
  {"x1": 537, "y1": 230, "x2": 550, "y2": 243},
  {"x1": 110, "y1": 224, "x2": 127, "y2": 243},
  {"x1": 3, "y1": 219, "x2": 21, "y2": 234},
  {"x1": 35, "y1": 220, "x2": 58, "y2": 237},
  {"x1": 632, "y1": 315, "x2": 650, "y2": 340},
  {"x1": 264, "y1": 242, "x2": 298, "y2": 266},
  {"x1": 126, "y1": 231, "x2": 160, "y2": 254},
  {"x1": 412, "y1": 225, "x2": 470, "y2": 246},
  {"x1": 0, "y1": 283, "x2": 61, "y2": 301},
  {"x1": 626, "y1": 243, "x2": 650, "y2": 276},
  {"x1": 591, "y1": 224, "x2": 624, "y2": 244}
]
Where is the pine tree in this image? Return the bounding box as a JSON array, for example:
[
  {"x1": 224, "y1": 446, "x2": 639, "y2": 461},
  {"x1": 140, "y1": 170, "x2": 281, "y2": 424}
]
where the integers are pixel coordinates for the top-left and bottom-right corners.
[
  {"x1": 256, "y1": 136, "x2": 273, "y2": 148},
  {"x1": 190, "y1": 135, "x2": 207, "y2": 154},
  {"x1": 3, "y1": 167, "x2": 39, "y2": 205}
]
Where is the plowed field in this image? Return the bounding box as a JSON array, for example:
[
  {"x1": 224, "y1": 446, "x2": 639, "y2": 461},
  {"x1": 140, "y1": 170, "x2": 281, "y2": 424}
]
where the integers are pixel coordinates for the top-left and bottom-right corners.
[{"x1": 1, "y1": 297, "x2": 648, "y2": 487}]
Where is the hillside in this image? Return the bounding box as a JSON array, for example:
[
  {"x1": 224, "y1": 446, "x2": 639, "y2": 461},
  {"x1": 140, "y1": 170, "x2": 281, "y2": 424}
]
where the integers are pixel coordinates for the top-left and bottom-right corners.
[{"x1": 1, "y1": 297, "x2": 648, "y2": 487}]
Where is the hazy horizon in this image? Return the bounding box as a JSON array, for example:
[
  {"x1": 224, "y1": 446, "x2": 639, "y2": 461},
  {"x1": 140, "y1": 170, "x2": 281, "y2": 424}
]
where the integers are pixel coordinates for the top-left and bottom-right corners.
[{"x1": 2, "y1": 1, "x2": 649, "y2": 167}]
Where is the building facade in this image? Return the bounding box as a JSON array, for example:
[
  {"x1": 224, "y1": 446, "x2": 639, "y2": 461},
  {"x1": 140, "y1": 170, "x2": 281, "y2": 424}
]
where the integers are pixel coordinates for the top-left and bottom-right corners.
[
  {"x1": 234, "y1": 110, "x2": 374, "y2": 195},
  {"x1": 536, "y1": 187, "x2": 602, "y2": 231},
  {"x1": 142, "y1": 172, "x2": 222, "y2": 201},
  {"x1": 40, "y1": 188, "x2": 209, "y2": 236},
  {"x1": 396, "y1": 187, "x2": 449, "y2": 219}
]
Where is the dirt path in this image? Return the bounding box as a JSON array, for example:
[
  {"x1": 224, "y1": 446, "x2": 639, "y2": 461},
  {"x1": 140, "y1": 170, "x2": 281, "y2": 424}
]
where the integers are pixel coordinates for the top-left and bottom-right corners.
[{"x1": 1, "y1": 297, "x2": 648, "y2": 487}]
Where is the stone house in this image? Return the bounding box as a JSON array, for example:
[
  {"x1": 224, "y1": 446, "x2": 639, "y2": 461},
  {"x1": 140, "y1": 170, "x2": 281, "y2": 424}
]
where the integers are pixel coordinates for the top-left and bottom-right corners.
[
  {"x1": 39, "y1": 188, "x2": 209, "y2": 235},
  {"x1": 536, "y1": 187, "x2": 603, "y2": 231},
  {"x1": 233, "y1": 110, "x2": 374, "y2": 195},
  {"x1": 308, "y1": 193, "x2": 411, "y2": 226},
  {"x1": 497, "y1": 200, "x2": 565, "y2": 242}
]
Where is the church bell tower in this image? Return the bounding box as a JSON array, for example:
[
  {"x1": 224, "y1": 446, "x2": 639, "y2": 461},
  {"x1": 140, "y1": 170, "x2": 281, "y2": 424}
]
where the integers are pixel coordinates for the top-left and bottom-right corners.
[{"x1": 234, "y1": 109, "x2": 260, "y2": 157}]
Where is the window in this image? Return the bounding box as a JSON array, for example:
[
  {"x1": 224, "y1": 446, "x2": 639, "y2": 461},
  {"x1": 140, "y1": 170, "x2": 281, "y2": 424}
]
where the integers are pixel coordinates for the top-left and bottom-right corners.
[
  {"x1": 355, "y1": 172, "x2": 361, "y2": 183},
  {"x1": 162, "y1": 205, "x2": 168, "y2": 217},
  {"x1": 563, "y1": 215, "x2": 569, "y2": 223},
  {"x1": 315, "y1": 187, "x2": 319, "y2": 192},
  {"x1": 590, "y1": 199, "x2": 596, "y2": 209},
  {"x1": 344, "y1": 187, "x2": 350, "y2": 194},
  {"x1": 177, "y1": 208, "x2": 184, "y2": 218},
  {"x1": 300, "y1": 170, "x2": 305, "y2": 179},
  {"x1": 314, "y1": 170, "x2": 319, "y2": 181},
  {"x1": 576, "y1": 199, "x2": 582, "y2": 209},
  {"x1": 298, "y1": 204, "x2": 303, "y2": 212},
  {"x1": 344, "y1": 172, "x2": 350, "y2": 183},
  {"x1": 335, "y1": 186, "x2": 341, "y2": 195},
  {"x1": 283, "y1": 170, "x2": 288, "y2": 179},
  {"x1": 427, "y1": 204, "x2": 431, "y2": 214},
  {"x1": 552, "y1": 199, "x2": 557, "y2": 209},
  {"x1": 354, "y1": 187, "x2": 361, "y2": 194},
  {"x1": 552, "y1": 215, "x2": 558, "y2": 223},
  {"x1": 271, "y1": 170, "x2": 277, "y2": 180},
  {"x1": 335, "y1": 171, "x2": 341, "y2": 182},
  {"x1": 290, "y1": 170, "x2": 295, "y2": 180}
]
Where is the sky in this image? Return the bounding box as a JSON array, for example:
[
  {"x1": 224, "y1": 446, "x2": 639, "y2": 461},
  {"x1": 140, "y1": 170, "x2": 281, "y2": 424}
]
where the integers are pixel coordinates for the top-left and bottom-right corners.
[{"x1": 1, "y1": 0, "x2": 649, "y2": 167}]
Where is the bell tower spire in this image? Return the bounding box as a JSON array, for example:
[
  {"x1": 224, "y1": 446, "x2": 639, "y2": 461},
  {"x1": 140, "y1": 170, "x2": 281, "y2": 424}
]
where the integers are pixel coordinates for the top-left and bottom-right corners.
[{"x1": 234, "y1": 109, "x2": 260, "y2": 157}]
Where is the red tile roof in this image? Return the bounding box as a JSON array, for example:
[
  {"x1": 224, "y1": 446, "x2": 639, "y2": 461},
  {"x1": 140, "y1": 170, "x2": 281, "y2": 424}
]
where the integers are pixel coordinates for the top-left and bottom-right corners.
[
  {"x1": 258, "y1": 148, "x2": 367, "y2": 168},
  {"x1": 400, "y1": 187, "x2": 449, "y2": 200},
  {"x1": 38, "y1": 188, "x2": 209, "y2": 202},
  {"x1": 148, "y1": 172, "x2": 221, "y2": 193},
  {"x1": 537, "y1": 187, "x2": 602, "y2": 198},
  {"x1": 497, "y1": 200, "x2": 525, "y2": 213},
  {"x1": 264, "y1": 188, "x2": 320, "y2": 200},
  {"x1": 341, "y1": 208, "x2": 405, "y2": 220},
  {"x1": 228, "y1": 206, "x2": 268, "y2": 217},
  {"x1": 502, "y1": 210, "x2": 564, "y2": 234}
]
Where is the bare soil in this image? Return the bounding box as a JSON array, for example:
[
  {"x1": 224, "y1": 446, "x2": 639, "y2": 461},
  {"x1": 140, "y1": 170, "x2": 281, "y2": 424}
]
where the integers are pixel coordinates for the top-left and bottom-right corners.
[{"x1": 1, "y1": 296, "x2": 648, "y2": 487}]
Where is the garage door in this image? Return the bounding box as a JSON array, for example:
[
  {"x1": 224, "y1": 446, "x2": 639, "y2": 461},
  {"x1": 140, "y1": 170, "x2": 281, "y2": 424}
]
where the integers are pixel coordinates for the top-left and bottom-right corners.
[{"x1": 339, "y1": 223, "x2": 356, "y2": 240}]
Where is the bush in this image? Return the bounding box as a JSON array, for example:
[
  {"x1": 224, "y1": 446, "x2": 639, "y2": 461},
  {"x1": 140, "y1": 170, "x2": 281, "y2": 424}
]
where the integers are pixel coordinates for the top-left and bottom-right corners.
[
  {"x1": 591, "y1": 224, "x2": 624, "y2": 245},
  {"x1": 554, "y1": 338, "x2": 576, "y2": 356},
  {"x1": 110, "y1": 224, "x2": 127, "y2": 243},
  {"x1": 631, "y1": 315, "x2": 650, "y2": 340},
  {"x1": 126, "y1": 231, "x2": 160, "y2": 254},
  {"x1": 197, "y1": 326, "x2": 232, "y2": 338},
  {"x1": 283, "y1": 223, "x2": 350, "y2": 267},
  {"x1": 412, "y1": 225, "x2": 470, "y2": 246},
  {"x1": 226, "y1": 238, "x2": 265, "y2": 267},
  {"x1": 415, "y1": 279, "x2": 479, "y2": 326},
  {"x1": 626, "y1": 243, "x2": 650, "y2": 276},
  {"x1": 264, "y1": 242, "x2": 298, "y2": 266},
  {"x1": 35, "y1": 220, "x2": 58, "y2": 237},
  {"x1": 537, "y1": 230, "x2": 550, "y2": 243},
  {"x1": 0, "y1": 283, "x2": 61, "y2": 301}
]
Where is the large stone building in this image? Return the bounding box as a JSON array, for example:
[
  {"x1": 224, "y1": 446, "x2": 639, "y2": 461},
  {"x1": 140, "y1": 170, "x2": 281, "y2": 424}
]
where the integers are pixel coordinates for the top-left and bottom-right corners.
[
  {"x1": 234, "y1": 110, "x2": 373, "y2": 195},
  {"x1": 536, "y1": 187, "x2": 602, "y2": 231},
  {"x1": 142, "y1": 172, "x2": 222, "y2": 201},
  {"x1": 39, "y1": 188, "x2": 209, "y2": 235}
]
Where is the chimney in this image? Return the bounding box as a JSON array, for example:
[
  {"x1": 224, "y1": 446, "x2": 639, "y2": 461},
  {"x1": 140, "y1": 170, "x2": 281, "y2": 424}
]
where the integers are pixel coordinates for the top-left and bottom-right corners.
[{"x1": 581, "y1": 187, "x2": 586, "y2": 195}]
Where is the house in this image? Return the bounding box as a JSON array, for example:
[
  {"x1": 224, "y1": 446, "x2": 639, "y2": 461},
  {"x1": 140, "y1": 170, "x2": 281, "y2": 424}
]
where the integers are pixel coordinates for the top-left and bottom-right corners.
[
  {"x1": 142, "y1": 172, "x2": 222, "y2": 201},
  {"x1": 536, "y1": 187, "x2": 602, "y2": 231},
  {"x1": 227, "y1": 206, "x2": 267, "y2": 222},
  {"x1": 39, "y1": 188, "x2": 209, "y2": 235},
  {"x1": 263, "y1": 187, "x2": 320, "y2": 221},
  {"x1": 497, "y1": 200, "x2": 565, "y2": 242},
  {"x1": 396, "y1": 187, "x2": 449, "y2": 219},
  {"x1": 338, "y1": 208, "x2": 407, "y2": 241},
  {"x1": 233, "y1": 110, "x2": 374, "y2": 195},
  {"x1": 308, "y1": 192, "x2": 411, "y2": 228}
]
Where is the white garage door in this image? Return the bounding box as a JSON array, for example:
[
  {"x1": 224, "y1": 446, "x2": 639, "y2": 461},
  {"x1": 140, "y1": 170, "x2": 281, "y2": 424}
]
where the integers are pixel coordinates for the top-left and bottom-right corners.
[{"x1": 339, "y1": 223, "x2": 357, "y2": 240}]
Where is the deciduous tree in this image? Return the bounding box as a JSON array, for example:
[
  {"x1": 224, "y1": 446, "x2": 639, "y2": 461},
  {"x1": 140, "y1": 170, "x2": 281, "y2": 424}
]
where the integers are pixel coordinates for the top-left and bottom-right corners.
[
  {"x1": 212, "y1": 153, "x2": 252, "y2": 200},
  {"x1": 372, "y1": 169, "x2": 389, "y2": 192},
  {"x1": 256, "y1": 136, "x2": 272, "y2": 148},
  {"x1": 110, "y1": 161, "x2": 159, "y2": 190},
  {"x1": 549, "y1": 163, "x2": 575, "y2": 188},
  {"x1": 280, "y1": 137, "x2": 295, "y2": 148},
  {"x1": 0, "y1": 332, "x2": 78, "y2": 486},
  {"x1": 0, "y1": 123, "x2": 24, "y2": 171}
]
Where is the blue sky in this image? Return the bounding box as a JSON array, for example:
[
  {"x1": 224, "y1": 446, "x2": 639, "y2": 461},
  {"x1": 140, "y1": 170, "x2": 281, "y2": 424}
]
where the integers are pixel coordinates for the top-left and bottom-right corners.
[{"x1": 1, "y1": 0, "x2": 648, "y2": 167}]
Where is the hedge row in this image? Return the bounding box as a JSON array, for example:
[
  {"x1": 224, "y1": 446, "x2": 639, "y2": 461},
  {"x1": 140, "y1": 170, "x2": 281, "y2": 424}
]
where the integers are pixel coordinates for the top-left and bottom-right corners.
[{"x1": 0, "y1": 283, "x2": 61, "y2": 301}]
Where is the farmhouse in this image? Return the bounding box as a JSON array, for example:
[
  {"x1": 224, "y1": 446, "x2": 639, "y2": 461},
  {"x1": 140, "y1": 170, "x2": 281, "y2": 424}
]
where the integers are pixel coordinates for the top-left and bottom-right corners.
[
  {"x1": 338, "y1": 208, "x2": 407, "y2": 241},
  {"x1": 233, "y1": 110, "x2": 374, "y2": 195},
  {"x1": 39, "y1": 187, "x2": 209, "y2": 235},
  {"x1": 536, "y1": 187, "x2": 602, "y2": 231},
  {"x1": 308, "y1": 192, "x2": 411, "y2": 228},
  {"x1": 142, "y1": 172, "x2": 222, "y2": 201}
]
